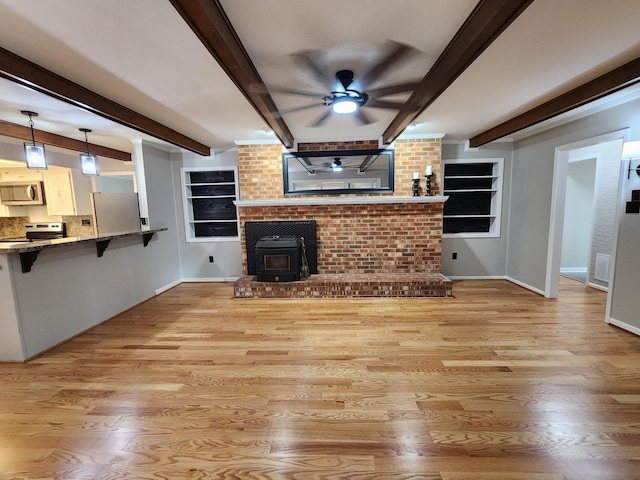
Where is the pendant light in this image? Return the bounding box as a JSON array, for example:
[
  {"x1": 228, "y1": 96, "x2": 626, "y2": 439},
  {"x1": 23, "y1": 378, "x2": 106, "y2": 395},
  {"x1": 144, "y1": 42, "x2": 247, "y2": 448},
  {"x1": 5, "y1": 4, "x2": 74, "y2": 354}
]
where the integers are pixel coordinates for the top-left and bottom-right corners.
[
  {"x1": 21, "y1": 110, "x2": 47, "y2": 169},
  {"x1": 79, "y1": 128, "x2": 99, "y2": 176}
]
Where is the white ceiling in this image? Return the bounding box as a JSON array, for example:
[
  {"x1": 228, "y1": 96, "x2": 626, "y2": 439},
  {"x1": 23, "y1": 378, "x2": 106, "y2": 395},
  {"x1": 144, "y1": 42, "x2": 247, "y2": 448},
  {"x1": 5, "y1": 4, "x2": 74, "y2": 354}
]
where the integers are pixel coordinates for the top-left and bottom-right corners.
[{"x1": 0, "y1": 0, "x2": 640, "y2": 157}]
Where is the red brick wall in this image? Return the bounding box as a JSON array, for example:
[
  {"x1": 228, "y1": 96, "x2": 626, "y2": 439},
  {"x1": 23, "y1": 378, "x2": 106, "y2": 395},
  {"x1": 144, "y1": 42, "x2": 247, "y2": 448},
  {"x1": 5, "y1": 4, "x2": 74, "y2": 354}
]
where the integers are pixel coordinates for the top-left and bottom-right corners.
[
  {"x1": 236, "y1": 138, "x2": 444, "y2": 275},
  {"x1": 238, "y1": 202, "x2": 444, "y2": 275},
  {"x1": 393, "y1": 138, "x2": 441, "y2": 196},
  {"x1": 237, "y1": 143, "x2": 284, "y2": 201},
  {"x1": 237, "y1": 138, "x2": 441, "y2": 200},
  {"x1": 297, "y1": 140, "x2": 379, "y2": 152}
]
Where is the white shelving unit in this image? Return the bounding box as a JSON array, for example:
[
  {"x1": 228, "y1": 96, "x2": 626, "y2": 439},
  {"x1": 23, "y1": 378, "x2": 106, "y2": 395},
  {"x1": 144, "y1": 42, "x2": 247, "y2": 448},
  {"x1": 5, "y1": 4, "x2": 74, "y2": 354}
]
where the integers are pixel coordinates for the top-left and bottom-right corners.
[
  {"x1": 181, "y1": 167, "x2": 239, "y2": 242},
  {"x1": 441, "y1": 158, "x2": 503, "y2": 238}
]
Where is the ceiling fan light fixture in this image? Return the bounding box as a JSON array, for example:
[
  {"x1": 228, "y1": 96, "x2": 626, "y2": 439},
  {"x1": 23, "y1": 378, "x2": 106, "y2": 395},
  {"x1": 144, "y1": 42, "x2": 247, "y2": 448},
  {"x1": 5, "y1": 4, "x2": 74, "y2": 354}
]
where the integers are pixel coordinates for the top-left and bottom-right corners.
[
  {"x1": 332, "y1": 158, "x2": 343, "y2": 171},
  {"x1": 332, "y1": 97, "x2": 358, "y2": 114}
]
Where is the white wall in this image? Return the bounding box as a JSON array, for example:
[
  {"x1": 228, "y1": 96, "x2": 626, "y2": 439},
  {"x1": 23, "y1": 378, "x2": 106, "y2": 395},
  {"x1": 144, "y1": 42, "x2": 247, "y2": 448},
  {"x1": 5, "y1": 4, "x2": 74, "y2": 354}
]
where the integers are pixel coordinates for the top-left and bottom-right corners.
[
  {"x1": 7, "y1": 235, "x2": 165, "y2": 359},
  {"x1": 561, "y1": 158, "x2": 595, "y2": 272},
  {"x1": 172, "y1": 148, "x2": 243, "y2": 281},
  {"x1": 440, "y1": 142, "x2": 512, "y2": 278},
  {"x1": 609, "y1": 159, "x2": 640, "y2": 332},
  {"x1": 137, "y1": 142, "x2": 182, "y2": 291},
  {"x1": 509, "y1": 98, "x2": 640, "y2": 293}
]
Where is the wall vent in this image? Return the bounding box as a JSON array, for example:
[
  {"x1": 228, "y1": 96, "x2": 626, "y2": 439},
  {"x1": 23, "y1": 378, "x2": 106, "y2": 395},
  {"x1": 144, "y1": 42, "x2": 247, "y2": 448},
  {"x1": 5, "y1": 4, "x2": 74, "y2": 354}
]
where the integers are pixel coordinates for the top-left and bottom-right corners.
[{"x1": 595, "y1": 253, "x2": 611, "y2": 282}]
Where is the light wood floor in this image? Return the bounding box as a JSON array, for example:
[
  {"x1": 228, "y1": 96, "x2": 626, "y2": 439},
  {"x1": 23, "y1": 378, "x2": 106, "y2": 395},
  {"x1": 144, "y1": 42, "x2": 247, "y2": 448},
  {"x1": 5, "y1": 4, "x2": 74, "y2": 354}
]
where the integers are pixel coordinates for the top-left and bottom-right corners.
[{"x1": 2, "y1": 278, "x2": 640, "y2": 479}]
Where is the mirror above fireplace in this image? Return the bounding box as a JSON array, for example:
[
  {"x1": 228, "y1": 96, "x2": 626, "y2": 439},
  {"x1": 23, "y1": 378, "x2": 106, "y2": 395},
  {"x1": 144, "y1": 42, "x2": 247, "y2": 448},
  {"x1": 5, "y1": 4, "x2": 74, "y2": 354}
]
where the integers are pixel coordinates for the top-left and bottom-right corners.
[{"x1": 283, "y1": 148, "x2": 394, "y2": 195}]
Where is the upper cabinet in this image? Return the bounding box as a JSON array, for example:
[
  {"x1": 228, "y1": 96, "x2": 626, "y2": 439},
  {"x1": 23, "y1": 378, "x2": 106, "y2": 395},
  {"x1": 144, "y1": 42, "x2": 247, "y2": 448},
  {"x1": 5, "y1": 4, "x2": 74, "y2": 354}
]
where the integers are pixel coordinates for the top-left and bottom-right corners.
[{"x1": 43, "y1": 169, "x2": 93, "y2": 216}]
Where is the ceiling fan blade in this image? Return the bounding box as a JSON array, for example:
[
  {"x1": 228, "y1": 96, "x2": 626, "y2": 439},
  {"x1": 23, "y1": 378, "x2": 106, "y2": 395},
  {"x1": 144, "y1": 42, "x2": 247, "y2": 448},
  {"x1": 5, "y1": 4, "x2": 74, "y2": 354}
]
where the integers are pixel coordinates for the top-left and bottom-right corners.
[
  {"x1": 309, "y1": 109, "x2": 332, "y2": 127},
  {"x1": 268, "y1": 85, "x2": 327, "y2": 99},
  {"x1": 366, "y1": 99, "x2": 419, "y2": 111},
  {"x1": 360, "y1": 40, "x2": 417, "y2": 88},
  {"x1": 354, "y1": 109, "x2": 375, "y2": 125},
  {"x1": 367, "y1": 82, "x2": 420, "y2": 98},
  {"x1": 292, "y1": 49, "x2": 332, "y2": 87},
  {"x1": 275, "y1": 102, "x2": 327, "y2": 116}
]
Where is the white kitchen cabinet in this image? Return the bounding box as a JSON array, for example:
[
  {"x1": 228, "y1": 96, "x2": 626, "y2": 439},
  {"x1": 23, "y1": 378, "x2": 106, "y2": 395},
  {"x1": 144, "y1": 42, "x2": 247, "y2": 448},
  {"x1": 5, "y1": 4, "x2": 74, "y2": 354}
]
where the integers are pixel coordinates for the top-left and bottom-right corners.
[
  {"x1": 43, "y1": 169, "x2": 93, "y2": 216},
  {"x1": 0, "y1": 168, "x2": 43, "y2": 182}
]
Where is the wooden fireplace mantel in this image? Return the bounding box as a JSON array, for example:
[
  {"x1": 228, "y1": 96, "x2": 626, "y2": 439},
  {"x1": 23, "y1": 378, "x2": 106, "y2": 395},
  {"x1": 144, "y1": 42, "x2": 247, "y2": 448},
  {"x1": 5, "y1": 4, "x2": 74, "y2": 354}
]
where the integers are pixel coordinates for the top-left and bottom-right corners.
[{"x1": 234, "y1": 196, "x2": 448, "y2": 207}]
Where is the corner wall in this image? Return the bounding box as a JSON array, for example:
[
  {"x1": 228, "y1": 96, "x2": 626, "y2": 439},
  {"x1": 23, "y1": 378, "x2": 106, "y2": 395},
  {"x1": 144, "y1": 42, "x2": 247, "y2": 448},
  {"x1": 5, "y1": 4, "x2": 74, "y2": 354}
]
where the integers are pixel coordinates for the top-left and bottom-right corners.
[
  {"x1": 508, "y1": 97, "x2": 640, "y2": 293},
  {"x1": 441, "y1": 142, "x2": 513, "y2": 278}
]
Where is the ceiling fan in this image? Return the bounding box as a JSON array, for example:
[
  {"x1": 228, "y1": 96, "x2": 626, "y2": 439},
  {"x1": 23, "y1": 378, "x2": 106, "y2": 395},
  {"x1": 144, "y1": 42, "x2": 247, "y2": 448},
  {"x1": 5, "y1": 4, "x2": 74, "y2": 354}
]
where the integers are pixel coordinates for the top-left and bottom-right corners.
[
  {"x1": 267, "y1": 41, "x2": 421, "y2": 127},
  {"x1": 306, "y1": 158, "x2": 349, "y2": 171}
]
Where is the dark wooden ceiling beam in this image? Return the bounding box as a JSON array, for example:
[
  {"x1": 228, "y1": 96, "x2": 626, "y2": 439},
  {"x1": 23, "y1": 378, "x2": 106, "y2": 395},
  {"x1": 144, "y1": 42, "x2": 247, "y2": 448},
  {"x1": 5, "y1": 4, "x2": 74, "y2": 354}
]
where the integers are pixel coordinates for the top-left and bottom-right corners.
[
  {"x1": 169, "y1": 0, "x2": 295, "y2": 149},
  {"x1": 469, "y1": 56, "x2": 640, "y2": 147},
  {"x1": 0, "y1": 46, "x2": 210, "y2": 156},
  {"x1": 382, "y1": 0, "x2": 535, "y2": 145},
  {"x1": 0, "y1": 120, "x2": 131, "y2": 162}
]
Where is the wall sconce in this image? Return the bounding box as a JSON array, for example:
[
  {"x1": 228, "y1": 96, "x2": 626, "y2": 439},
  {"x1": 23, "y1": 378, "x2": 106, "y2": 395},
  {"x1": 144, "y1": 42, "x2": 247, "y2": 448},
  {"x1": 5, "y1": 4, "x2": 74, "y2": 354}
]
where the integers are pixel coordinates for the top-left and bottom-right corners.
[
  {"x1": 79, "y1": 128, "x2": 99, "y2": 176},
  {"x1": 21, "y1": 110, "x2": 47, "y2": 169},
  {"x1": 621, "y1": 140, "x2": 640, "y2": 179}
]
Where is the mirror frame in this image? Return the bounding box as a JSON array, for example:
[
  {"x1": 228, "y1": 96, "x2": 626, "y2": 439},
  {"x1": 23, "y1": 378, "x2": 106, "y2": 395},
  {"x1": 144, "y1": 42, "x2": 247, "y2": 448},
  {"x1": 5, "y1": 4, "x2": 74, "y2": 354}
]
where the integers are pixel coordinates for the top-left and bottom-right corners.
[{"x1": 282, "y1": 148, "x2": 394, "y2": 196}]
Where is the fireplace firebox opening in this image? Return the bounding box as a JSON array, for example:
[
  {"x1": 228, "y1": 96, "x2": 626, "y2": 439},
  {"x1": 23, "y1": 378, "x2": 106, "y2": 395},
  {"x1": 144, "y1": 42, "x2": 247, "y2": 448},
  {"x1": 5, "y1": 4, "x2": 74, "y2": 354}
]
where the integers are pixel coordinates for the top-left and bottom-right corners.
[
  {"x1": 245, "y1": 220, "x2": 318, "y2": 275},
  {"x1": 255, "y1": 235, "x2": 303, "y2": 282}
]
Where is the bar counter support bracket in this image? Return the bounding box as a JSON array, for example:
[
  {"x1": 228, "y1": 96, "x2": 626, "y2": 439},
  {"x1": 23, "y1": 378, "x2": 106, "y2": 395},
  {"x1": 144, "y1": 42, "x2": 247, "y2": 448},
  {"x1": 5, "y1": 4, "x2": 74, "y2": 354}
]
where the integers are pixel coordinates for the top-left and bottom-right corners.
[
  {"x1": 19, "y1": 250, "x2": 42, "y2": 273},
  {"x1": 143, "y1": 232, "x2": 154, "y2": 247},
  {"x1": 96, "y1": 239, "x2": 111, "y2": 257}
]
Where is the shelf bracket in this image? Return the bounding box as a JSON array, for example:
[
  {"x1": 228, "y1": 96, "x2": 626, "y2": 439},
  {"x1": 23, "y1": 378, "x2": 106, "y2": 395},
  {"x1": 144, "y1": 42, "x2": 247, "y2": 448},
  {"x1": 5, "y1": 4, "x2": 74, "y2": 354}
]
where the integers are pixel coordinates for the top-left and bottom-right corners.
[
  {"x1": 142, "y1": 232, "x2": 155, "y2": 247},
  {"x1": 19, "y1": 250, "x2": 42, "y2": 273},
  {"x1": 96, "y1": 239, "x2": 111, "y2": 257}
]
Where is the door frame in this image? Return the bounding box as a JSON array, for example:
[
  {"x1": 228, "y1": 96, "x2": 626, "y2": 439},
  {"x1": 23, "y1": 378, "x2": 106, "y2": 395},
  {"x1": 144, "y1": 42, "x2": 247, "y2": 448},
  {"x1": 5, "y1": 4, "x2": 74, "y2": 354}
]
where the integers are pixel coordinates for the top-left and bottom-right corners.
[{"x1": 545, "y1": 129, "x2": 627, "y2": 298}]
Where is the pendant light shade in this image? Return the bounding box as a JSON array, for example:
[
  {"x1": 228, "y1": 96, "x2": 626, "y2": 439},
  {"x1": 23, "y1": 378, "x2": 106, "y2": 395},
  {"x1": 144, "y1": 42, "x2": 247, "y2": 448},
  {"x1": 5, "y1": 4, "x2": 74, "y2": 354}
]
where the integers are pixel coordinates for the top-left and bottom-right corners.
[
  {"x1": 22, "y1": 111, "x2": 47, "y2": 170},
  {"x1": 79, "y1": 128, "x2": 99, "y2": 176}
]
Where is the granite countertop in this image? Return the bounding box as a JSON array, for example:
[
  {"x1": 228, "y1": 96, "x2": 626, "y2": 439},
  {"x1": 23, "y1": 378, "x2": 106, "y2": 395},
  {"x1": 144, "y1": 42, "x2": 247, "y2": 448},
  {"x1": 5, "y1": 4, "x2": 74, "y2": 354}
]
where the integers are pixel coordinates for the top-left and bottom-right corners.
[{"x1": 0, "y1": 227, "x2": 167, "y2": 253}]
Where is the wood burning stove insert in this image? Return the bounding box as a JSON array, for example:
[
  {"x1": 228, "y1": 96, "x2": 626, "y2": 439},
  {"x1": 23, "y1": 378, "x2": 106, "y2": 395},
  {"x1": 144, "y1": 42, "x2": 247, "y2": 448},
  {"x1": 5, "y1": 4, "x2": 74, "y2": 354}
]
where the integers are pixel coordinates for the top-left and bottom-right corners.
[
  {"x1": 245, "y1": 220, "x2": 317, "y2": 276},
  {"x1": 255, "y1": 235, "x2": 302, "y2": 282}
]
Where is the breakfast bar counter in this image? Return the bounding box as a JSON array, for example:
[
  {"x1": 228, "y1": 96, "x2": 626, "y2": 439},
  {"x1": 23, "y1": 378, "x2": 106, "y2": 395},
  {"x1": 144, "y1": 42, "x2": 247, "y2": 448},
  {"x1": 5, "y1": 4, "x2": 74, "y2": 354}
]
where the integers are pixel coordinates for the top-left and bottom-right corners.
[
  {"x1": 0, "y1": 227, "x2": 171, "y2": 362},
  {"x1": 0, "y1": 227, "x2": 167, "y2": 272}
]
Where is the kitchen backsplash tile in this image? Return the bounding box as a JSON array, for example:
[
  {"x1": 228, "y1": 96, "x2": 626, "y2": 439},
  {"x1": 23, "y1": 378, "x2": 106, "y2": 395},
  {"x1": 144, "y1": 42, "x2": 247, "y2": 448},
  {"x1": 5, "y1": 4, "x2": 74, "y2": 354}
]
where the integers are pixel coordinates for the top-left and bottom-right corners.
[
  {"x1": 0, "y1": 216, "x2": 28, "y2": 238},
  {"x1": 62, "y1": 215, "x2": 94, "y2": 237}
]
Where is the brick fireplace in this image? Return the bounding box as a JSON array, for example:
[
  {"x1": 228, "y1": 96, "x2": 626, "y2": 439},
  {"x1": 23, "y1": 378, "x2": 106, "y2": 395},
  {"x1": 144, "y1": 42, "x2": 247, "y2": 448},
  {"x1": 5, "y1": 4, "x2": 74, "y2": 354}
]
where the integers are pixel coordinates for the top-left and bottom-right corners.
[{"x1": 233, "y1": 138, "x2": 452, "y2": 298}]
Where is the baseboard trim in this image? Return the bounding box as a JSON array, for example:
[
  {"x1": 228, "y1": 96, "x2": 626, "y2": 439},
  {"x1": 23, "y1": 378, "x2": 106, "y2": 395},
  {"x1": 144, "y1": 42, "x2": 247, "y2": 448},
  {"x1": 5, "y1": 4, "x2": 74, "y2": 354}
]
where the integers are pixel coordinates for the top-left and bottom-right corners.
[
  {"x1": 447, "y1": 275, "x2": 507, "y2": 280},
  {"x1": 155, "y1": 279, "x2": 182, "y2": 295},
  {"x1": 505, "y1": 276, "x2": 546, "y2": 296},
  {"x1": 181, "y1": 277, "x2": 241, "y2": 283},
  {"x1": 587, "y1": 282, "x2": 608, "y2": 292},
  {"x1": 608, "y1": 317, "x2": 640, "y2": 336},
  {"x1": 560, "y1": 267, "x2": 587, "y2": 275}
]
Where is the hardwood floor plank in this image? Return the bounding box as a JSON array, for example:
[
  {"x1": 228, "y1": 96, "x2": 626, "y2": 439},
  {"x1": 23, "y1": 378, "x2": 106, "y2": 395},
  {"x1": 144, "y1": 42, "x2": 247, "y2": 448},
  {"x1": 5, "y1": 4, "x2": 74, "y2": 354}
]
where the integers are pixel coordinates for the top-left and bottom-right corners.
[{"x1": 1, "y1": 279, "x2": 639, "y2": 478}]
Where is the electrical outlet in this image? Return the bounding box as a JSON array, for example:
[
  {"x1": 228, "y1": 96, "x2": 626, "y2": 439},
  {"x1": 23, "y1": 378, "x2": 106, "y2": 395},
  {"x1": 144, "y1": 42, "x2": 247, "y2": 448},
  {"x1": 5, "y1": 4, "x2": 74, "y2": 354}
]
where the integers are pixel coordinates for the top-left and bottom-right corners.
[
  {"x1": 81, "y1": 219, "x2": 91, "y2": 226},
  {"x1": 452, "y1": 252, "x2": 458, "y2": 260},
  {"x1": 209, "y1": 256, "x2": 214, "y2": 263}
]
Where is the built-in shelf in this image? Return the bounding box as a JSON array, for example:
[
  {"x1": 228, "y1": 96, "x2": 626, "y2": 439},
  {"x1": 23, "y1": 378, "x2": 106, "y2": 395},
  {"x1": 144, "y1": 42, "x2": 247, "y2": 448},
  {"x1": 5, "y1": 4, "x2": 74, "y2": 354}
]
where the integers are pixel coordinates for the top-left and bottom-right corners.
[
  {"x1": 441, "y1": 158, "x2": 503, "y2": 237},
  {"x1": 181, "y1": 167, "x2": 240, "y2": 242}
]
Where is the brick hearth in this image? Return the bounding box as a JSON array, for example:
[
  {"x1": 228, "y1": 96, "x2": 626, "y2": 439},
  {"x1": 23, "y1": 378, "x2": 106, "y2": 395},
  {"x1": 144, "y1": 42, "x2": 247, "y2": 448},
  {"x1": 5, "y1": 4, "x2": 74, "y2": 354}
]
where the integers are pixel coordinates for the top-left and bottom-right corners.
[{"x1": 234, "y1": 273, "x2": 453, "y2": 298}]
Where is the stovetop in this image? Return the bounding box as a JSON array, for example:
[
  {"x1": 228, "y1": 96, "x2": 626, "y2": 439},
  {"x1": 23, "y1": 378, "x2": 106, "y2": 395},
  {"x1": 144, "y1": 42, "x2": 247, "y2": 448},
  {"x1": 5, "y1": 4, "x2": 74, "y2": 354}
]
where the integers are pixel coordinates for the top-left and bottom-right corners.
[
  {"x1": 0, "y1": 237, "x2": 30, "y2": 243},
  {"x1": 0, "y1": 222, "x2": 66, "y2": 242}
]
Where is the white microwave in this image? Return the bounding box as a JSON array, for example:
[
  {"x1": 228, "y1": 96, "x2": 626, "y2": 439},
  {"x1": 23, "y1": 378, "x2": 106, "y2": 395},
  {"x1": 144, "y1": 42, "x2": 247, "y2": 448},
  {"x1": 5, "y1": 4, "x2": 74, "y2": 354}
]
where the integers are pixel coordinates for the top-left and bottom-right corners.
[{"x1": 0, "y1": 181, "x2": 45, "y2": 206}]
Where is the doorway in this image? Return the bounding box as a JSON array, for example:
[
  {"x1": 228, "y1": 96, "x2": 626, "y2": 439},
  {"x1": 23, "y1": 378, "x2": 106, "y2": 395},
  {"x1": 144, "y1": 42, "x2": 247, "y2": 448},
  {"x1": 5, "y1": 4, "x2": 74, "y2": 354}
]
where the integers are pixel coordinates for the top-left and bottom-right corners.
[
  {"x1": 546, "y1": 131, "x2": 626, "y2": 298},
  {"x1": 560, "y1": 157, "x2": 596, "y2": 282}
]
